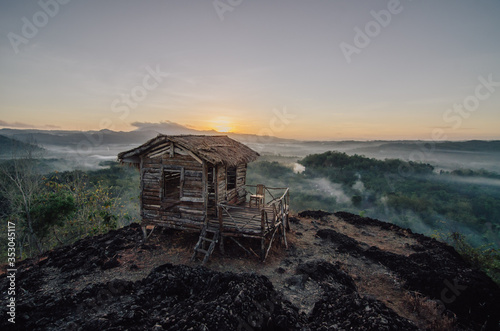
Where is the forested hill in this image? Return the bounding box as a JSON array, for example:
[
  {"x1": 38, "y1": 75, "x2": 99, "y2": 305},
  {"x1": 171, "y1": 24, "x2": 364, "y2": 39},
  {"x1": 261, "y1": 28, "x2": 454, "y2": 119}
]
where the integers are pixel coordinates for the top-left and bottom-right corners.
[
  {"x1": 247, "y1": 152, "x2": 500, "y2": 284},
  {"x1": 0, "y1": 135, "x2": 42, "y2": 157},
  {"x1": 298, "y1": 152, "x2": 500, "y2": 244}
]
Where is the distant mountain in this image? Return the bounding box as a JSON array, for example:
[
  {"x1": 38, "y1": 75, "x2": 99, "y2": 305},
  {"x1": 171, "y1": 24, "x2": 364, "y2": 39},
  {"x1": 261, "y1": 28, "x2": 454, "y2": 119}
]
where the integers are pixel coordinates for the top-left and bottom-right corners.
[
  {"x1": 130, "y1": 120, "x2": 215, "y2": 135},
  {"x1": 352, "y1": 140, "x2": 500, "y2": 154},
  {"x1": 2, "y1": 126, "x2": 499, "y2": 171},
  {"x1": 0, "y1": 134, "x2": 43, "y2": 157},
  {"x1": 0, "y1": 124, "x2": 295, "y2": 153}
]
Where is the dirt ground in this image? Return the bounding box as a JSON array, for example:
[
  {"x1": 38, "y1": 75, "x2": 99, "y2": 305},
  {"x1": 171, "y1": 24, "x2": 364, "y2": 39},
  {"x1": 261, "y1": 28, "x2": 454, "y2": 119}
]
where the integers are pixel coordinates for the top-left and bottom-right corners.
[{"x1": 1, "y1": 211, "x2": 499, "y2": 330}]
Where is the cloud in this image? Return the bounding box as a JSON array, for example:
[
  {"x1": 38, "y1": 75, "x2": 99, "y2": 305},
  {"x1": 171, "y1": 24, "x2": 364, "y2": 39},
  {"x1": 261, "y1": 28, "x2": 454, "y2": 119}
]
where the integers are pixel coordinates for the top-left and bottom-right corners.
[
  {"x1": 0, "y1": 120, "x2": 35, "y2": 128},
  {"x1": 310, "y1": 178, "x2": 351, "y2": 204},
  {"x1": 131, "y1": 120, "x2": 185, "y2": 130},
  {"x1": 130, "y1": 120, "x2": 201, "y2": 134},
  {"x1": 0, "y1": 120, "x2": 60, "y2": 129}
]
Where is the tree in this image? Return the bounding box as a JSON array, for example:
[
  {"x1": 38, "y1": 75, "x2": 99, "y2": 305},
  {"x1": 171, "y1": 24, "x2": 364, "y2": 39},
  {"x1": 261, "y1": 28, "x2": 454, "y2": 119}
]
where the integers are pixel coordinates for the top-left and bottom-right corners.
[
  {"x1": 351, "y1": 195, "x2": 362, "y2": 207},
  {"x1": 30, "y1": 191, "x2": 76, "y2": 239},
  {"x1": 0, "y1": 138, "x2": 44, "y2": 256}
]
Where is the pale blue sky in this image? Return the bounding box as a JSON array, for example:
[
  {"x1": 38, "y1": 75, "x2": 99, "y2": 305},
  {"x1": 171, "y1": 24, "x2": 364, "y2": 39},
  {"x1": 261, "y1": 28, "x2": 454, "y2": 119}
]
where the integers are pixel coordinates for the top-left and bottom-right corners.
[{"x1": 1, "y1": 0, "x2": 499, "y2": 139}]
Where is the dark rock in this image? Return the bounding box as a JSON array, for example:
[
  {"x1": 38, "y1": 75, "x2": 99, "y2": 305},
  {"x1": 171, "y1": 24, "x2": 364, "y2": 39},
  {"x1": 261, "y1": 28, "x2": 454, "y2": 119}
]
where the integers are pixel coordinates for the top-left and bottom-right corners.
[
  {"x1": 296, "y1": 260, "x2": 356, "y2": 292},
  {"x1": 2, "y1": 216, "x2": 499, "y2": 331},
  {"x1": 285, "y1": 274, "x2": 309, "y2": 289},
  {"x1": 101, "y1": 256, "x2": 121, "y2": 270},
  {"x1": 316, "y1": 228, "x2": 364, "y2": 255},
  {"x1": 298, "y1": 210, "x2": 332, "y2": 219},
  {"x1": 296, "y1": 261, "x2": 417, "y2": 330}
]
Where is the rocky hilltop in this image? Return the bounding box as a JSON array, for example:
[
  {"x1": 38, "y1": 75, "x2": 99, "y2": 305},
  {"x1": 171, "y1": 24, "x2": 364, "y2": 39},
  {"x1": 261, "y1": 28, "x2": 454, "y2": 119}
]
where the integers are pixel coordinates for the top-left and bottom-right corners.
[{"x1": 1, "y1": 211, "x2": 499, "y2": 330}]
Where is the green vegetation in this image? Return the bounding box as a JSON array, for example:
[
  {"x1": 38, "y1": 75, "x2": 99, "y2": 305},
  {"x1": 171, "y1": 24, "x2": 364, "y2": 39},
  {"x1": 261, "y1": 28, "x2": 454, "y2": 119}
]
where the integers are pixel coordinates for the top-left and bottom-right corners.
[
  {"x1": 0, "y1": 150, "x2": 139, "y2": 262},
  {"x1": 433, "y1": 231, "x2": 500, "y2": 284},
  {"x1": 445, "y1": 168, "x2": 500, "y2": 179},
  {"x1": 248, "y1": 152, "x2": 500, "y2": 282},
  {"x1": 299, "y1": 152, "x2": 500, "y2": 243},
  {"x1": 0, "y1": 134, "x2": 43, "y2": 157},
  {"x1": 2, "y1": 145, "x2": 499, "y2": 283}
]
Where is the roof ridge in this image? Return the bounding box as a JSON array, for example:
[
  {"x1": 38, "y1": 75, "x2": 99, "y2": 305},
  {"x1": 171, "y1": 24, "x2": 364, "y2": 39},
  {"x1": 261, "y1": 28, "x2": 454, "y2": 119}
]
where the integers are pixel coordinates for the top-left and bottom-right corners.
[{"x1": 118, "y1": 134, "x2": 259, "y2": 166}]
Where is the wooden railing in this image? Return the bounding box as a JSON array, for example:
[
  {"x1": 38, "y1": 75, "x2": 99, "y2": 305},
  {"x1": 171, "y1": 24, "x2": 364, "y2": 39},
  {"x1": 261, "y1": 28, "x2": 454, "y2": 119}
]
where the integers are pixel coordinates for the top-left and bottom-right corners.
[
  {"x1": 267, "y1": 187, "x2": 290, "y2": 229},
  {"x1": 217, "y1": 185, "x2": 289, "y2": 234},
  {"x1": 245, "y1": 185, "x2": 289, "y2": 205},
  {"x1": 216, "y1": 185, "x2": 290, "y2": 261}
]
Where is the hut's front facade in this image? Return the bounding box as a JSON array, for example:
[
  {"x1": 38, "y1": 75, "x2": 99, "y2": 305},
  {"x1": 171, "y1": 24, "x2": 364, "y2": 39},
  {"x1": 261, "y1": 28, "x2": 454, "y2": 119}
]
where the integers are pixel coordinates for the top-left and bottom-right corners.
[{"x1": 118, "y1": 135, "x2": 259, "y2": 231}]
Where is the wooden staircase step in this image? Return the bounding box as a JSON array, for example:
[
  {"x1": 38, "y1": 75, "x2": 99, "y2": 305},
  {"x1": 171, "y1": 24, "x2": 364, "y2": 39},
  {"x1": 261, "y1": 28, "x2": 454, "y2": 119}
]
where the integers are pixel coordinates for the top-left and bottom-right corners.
[{"x1": 191, "y1": 226, "x2": 220, "y2": 265}]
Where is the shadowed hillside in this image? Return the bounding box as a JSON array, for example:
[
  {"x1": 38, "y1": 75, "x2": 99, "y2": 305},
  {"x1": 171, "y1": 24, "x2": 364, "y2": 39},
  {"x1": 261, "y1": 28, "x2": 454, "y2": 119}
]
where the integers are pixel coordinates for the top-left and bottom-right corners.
[{"x1": 1, "y1": 211, "x2": 499, "y2": 330}]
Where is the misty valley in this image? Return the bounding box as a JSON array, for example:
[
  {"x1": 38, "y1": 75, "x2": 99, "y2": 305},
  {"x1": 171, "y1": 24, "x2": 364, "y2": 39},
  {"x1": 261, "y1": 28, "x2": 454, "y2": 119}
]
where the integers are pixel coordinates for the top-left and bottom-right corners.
[{"x1": 1, "y1": 133, "x2": 499, "y2": 285}]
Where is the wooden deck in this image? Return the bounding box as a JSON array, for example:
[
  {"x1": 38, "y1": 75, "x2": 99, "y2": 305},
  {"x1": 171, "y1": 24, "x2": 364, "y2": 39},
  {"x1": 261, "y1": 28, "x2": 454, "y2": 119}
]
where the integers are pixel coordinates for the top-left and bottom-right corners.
[
  {"x1": 144, "y1": 185, "x2": 290, "y2": 262},
  {"x1": 205, "y1": 187, "x2": 290, "y2": 261},
  {"x1": 208, "y1": 203, "x2": 278, "y2": 238}
]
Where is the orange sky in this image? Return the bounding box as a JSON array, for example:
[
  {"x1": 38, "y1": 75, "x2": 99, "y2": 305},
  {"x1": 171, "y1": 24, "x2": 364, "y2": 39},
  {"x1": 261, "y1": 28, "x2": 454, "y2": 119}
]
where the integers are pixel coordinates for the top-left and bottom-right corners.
[{"x1": 1, "y1": 1, "x2": 499, "y2": 140}]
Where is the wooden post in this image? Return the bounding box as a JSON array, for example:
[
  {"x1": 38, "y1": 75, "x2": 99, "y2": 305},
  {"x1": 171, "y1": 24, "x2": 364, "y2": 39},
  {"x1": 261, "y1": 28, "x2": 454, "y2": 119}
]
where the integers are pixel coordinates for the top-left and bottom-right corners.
[
  {"x1": 169, "y1": 142, "x2": 174, "y2": 158},
  {"x1": 260, "y1": 209, "x2": 266, "y2": 261},
  {"x1": 218, "y1": 205, "x2": 224, "y2": 254}
]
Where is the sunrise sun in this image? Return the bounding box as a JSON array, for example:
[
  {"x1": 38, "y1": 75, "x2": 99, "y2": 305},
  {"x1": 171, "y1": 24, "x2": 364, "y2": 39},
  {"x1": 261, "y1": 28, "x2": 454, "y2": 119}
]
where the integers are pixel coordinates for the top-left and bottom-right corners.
[{"x1": 211, "y1": 117, "x2": 232, "y2": 133}]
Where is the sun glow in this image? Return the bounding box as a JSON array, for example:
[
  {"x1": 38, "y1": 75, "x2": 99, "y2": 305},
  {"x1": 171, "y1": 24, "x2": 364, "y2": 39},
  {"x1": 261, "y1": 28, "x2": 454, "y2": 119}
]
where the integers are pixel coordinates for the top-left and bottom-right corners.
[{"x1": 211, "y1": 117, "x2": 232, "y2": 133}]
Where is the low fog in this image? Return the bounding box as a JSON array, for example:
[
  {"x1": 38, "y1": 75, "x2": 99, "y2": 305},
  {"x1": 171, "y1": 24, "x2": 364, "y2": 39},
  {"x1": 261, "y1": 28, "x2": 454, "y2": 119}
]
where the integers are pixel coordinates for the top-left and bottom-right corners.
[{"x1": 1, "y1": 129, "x2": 499, "y2": 250}]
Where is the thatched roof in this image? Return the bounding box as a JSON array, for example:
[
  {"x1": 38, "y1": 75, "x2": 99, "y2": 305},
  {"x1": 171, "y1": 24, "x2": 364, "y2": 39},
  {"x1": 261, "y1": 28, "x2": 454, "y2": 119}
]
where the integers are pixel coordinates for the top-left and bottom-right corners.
[{"x1": 118, "y1": 135, "x2": 259, "y2": 167}]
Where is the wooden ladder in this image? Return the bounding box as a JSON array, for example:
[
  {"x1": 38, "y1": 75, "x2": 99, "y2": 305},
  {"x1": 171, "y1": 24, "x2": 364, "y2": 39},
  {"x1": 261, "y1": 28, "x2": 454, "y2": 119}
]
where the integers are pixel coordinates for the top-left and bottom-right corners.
[{"x1": 191, "y1": 226, "x2": 219, "y2": 265}]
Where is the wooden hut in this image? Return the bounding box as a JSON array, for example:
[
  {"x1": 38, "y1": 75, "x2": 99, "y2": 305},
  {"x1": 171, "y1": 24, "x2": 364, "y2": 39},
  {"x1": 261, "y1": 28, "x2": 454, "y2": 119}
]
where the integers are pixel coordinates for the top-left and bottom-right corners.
[{"x1": 118, "y1": 134, "x2": 289, "y2": 263}]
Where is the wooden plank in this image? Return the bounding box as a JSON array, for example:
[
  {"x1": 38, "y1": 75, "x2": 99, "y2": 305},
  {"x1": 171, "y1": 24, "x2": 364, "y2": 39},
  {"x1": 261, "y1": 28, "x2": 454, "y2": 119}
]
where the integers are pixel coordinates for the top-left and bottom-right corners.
[
  {"x1": 143, "y1": 204, "x2": 161, "y2": 210},
  {"x1": 180, "y1": 197, "x2": 204, "y2": 203},
  {"x1": 185, "y1": 170, "x2": 203, "y2": 178},
  {"x1": 260, "y1": 209, "x2": 266, "y2": 261},
  {"x1": 144, "y1": 160, "x2": 162, "y2": 165},
  {"x1": 144, "y1": 167, "x2": 161, "y2": 173},
  {"x1": 184, "y1": 181, "x2": 203, "y2": 189},
  {"x1": 145, "y1": 142, "x2": 171, "y2": 158},
  {"x1": 143, "y1": 188, "x2": 161, "y2": 194},
  {"x1": 142, "y1": 197, "x2": 161, "y2": 204},
  {"x1": 175, "y1": 147, "x2": 203, "y2": 164},
  {"x1": 140, "y1": 156, "x2": 144, "y2": 219},
  {"x1": 179, "y1": 207, "x2": 204, "y2": 215},
  {"x1": 218, "y1": 205, "x2": 224, "y2": 254}
]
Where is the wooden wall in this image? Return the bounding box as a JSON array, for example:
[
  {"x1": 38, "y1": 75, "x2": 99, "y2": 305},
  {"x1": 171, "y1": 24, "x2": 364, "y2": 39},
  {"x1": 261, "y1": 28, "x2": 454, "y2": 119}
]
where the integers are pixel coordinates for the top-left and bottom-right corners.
[
  {"x1": 217, "y1": 163, "x2": 247, "y2": 204},
  {"x1": 236, "y1": 164, "x2": 247, "y2": 204},
  {"x1": 141, "y1": 147, "x2": 205, "y2": 231},
  {"x1": 216, "y1": 165, "x2": 226, "y2": 203},
  {"x1": 139, "y1": 144, "x2": 250, "y2": 231}
]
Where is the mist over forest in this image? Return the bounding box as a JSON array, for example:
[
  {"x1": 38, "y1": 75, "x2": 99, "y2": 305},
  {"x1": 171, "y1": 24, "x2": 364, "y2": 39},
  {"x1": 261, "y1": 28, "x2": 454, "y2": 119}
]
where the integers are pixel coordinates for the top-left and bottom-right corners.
[{"x1": 1, "y1": 128, "x2": 500, "y2": 282}]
